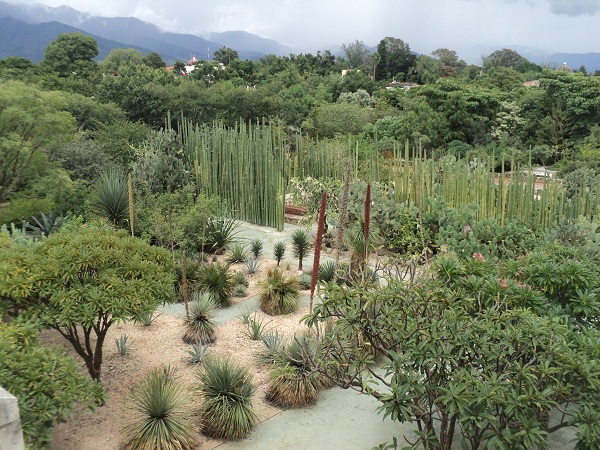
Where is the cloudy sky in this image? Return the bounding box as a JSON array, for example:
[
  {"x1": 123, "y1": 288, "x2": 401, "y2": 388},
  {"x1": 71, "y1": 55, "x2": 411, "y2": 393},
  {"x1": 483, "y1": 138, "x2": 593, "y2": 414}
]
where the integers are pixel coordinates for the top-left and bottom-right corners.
[{"x1": 7, "y1": 0, "x2": 600, "y2": 62}]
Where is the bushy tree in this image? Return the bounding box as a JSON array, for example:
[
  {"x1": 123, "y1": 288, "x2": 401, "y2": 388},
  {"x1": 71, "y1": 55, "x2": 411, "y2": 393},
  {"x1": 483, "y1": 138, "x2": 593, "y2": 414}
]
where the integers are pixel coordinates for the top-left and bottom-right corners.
[
  {"x1": 0, "y1": 222, "x2": 175, "y2": 381},
  {"x1": 0, "y1": 320, "x2": 103, "y2": 449}
]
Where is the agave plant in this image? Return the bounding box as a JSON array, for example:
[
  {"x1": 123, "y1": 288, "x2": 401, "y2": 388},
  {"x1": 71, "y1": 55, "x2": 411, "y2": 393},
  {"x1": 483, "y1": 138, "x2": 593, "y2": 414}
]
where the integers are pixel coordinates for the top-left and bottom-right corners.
[
  {"x1": 197, "y1": 357, "x2": 257, "y2": 439},
  {"x1": 196, "y1": 262, "x2": 235, "y2": 307},
  {"x1": 232, "y1": 272, "x2": 249, "y2": 288},
  {"x1": 124, "y1": 366, "x2": 197, "y2": 450},
  {"x1": 318, "y1": 261, "x2": 336, "y2": 282},
  {"x1": 265, "y1": 333, "x2": 321, "y2": 408},
  {"x1": 91, "y1": 169, "x2": 129, "y2": 227},
  {"x1": 258, "y1": 268, "x2": 300, "y2": 315},
  {"x1": 183, "y1": 293, "x2": 217, "y2": 345},
  {"x1": 27, "y1": 210, "x2": 66, "y2": 237},
  {"x1": 291, "y1": 229, "x2": 311, "y2": 271},
  {"x1": 227, "y1": 243, "x2": 248, "y2": 263},
  {"x1": 245, "y1": 256, "x2": 261, "y2": 274}
]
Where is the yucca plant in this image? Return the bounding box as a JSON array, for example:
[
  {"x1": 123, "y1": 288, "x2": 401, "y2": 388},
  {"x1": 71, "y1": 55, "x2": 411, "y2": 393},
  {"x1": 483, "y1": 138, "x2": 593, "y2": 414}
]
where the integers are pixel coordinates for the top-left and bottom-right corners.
[
  {"x1": 273, "y1": 241, "x2": 286, "y2": 266},
  {"x1": 245, "y1": 314, "x2": 271, "y2": 340},
  {"x1": 196, "y1": 262, "x2": 235, "y2": 307},
  {"x1": 291, "y1": 229, "x2": 311, "y2": 271},
  {"x1": 318, "y1": 261, "x2": 337, "y2": 282},
  {"x1": 259, "y1": 267, "x2": 301, "y2": 315},
  {"x1": 124, "y1": 366, "x2": 197, "y2": 450},
  {"x1": 92, "y1": 169, "x2": 129, "y2": 227},
  {"x1": 233, "y1": 283, "x2": 247, "y2": 297},
  {"x1": 265, "y1": 333, "x2": 321, "y2": 408},
  {"x1": 197, "y1": 357, "x2": 257, "y2": 439},
  {"x1": 183, "y1": 293, "x2": 217, "y2": 345},
  {"x1": 227, "y1": 243, "x2": 248, "y2": 263},
  {"x1": 249, "y1": 239, "x2": 263, "y2": 258},
  {"x1": 232, "y1": 272, "x2": 249, "y2": 288}
]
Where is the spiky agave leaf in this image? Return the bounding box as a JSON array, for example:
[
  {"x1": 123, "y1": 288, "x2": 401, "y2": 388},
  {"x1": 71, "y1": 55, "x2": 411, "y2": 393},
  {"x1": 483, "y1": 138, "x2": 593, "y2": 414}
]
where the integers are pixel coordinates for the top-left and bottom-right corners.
[
  {"x1": 196, "y1": 262, "x2": 234, "y2": 307},
  {"x1": 124, "y1": 366, "x2": 197, "y2": 450},
  {"x1": 92, "y1": 169, "x2": 129, "y2": 226},
  {"x1": 197, "y1": 357, "x2": 256, "y2": 439},
  {"x1": 183, "y1": 293, "x2": 217, "y2": 345}
]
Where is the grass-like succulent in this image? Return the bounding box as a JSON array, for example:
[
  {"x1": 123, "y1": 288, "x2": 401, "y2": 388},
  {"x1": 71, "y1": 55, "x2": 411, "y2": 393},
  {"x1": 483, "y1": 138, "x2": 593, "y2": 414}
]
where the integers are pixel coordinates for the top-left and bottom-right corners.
[
  {"x1": 203, "y1": 216, "x2": 240, "y2": 254},
  {"x1": 233, "y1": 284, "x2": 248, "y2": 298},
  {"x1": 196, "y1": 262, "x2": 234, "y2": 307},
  {"x1": 245, "y1": 314, "x2": 271, "y2": 340},
  {"x1": 138, "y1": 310, "x2": 161, "y2": 327},
  {"x1": 232, "y1": 271, "x2": 249, "y2": 288},
  {"x1": 318, "y1": 261, "x2": 337, "y2": 282},
  {"x1": 249, "y1": 239, "x2": 263, "y2": 258},
  {"x1": 257, "y1": 330, "x2": 285, "y2": 365},
  {"x1": 227, "y1": 243, "x2": 248, "y2": 264},
  {"x1": 265, "y1": 334, "x2": 321, "y2": 408},
  {"x1": 197, "y1": 357, "x2": 257, "y2": 439},
  {"x1": 259, "y1": 268, "x2": 300, "y2": 315},
  {"x1": 182, "y1": 293, "x2": 217, "y2": 345},
  {"x1": 299, "y1": 272, "x2": 312, "y2": 290},
  {"x1": 273, "y1": 241, "x2": 286, "y2": 266},
  {"x1": 124, "y1": 366, "x2": 197, "y2": 450}
]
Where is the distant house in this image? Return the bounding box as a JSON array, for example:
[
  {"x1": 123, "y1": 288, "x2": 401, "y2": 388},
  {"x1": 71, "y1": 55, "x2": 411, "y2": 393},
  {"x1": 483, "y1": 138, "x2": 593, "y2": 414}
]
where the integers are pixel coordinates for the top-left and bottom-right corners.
[
  {"x1": 523, "y1": 80, "x2": 540, "y2": 87},
  {"x1": 386, "y1": 80, "x2": 418, "y2": 91}
]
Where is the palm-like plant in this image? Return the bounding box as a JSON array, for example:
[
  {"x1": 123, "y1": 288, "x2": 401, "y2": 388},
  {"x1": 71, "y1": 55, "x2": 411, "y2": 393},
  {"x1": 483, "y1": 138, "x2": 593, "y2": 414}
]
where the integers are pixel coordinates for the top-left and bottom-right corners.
[
  {"x1": 183, "y1": 293, "x2": 217, "y2": 345},
  {"x1": 196, "y1": 262, "x2": 235, "y2": 307},
  {"x1": 203, "y1": 217, "x2": 239, "y2": 254},
  {"x1": 291, "y1": 229, "x2": 311, "y2": 271},
  {"x1": 259, "y1": 268, "x2": 300, "y2": 315},
  {"x1": 249, "y1": 239, "x2": 263, "y2": 258},
  {"x1": 124, "y1": 366, "x2": 197, "y2": 450},
  {"x1": 265, "y1": 334, "x2": 321, "y2": 408},
  {"x1": 273, "y1": 241, "x2": 286, "y2": 266},
  {"x1": 92, "y1": 169, "x2": 129, "y2": 227},
  {"x1": 197, "y1": 357, "x2": 257, "y2": 439}
]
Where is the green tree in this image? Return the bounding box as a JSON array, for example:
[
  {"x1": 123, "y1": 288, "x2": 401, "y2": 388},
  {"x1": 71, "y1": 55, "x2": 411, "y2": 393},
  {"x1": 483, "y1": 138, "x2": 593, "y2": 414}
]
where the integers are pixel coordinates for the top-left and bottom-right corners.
[
  {"x1": 0, "y1": 81, "x2": 75, "y2": 203},
  {"x1": 341, "y1": 40, "x2": 370, "y2": 69},
  {"x1": 304, "y1": 102, "x2": 374, "y2": 138},
  {"x1": 307, "y1": 256, "x2": 600, "y2": 450},
  {"x1": 482, "y1": 48, "x2": 528, "y2": 70},
  {"x1": 378, "y1": 36, "x2": 416, "y2": 80},
  {"x1": 143, "y1": 51, "x2": 166, "y2": 69},
  {"x1": 0, "y1": 320, "x2": 103, "y2": 449},
  {"x1": 213, "y1": 47, "x2": 239, "y2": 65},
  {"x1": 99, "y1": 48, "x2": 144, "y2": 73},
  {"x1": 0, "y1": 223, "x2": 175, "y2": 381}
]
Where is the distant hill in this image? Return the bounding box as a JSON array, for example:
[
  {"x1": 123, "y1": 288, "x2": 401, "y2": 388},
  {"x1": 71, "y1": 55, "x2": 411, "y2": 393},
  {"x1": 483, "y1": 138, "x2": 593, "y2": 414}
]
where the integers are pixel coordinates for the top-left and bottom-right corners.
[
  {"x1": 0, "y1": 1, "x2": 293, "y2": 62},
  {"x1": 207, "y1": 31, "x2": 293, "y2": 58},
  {"x1": 0, "y1": 17, "x2": 153, "y2": 61}
]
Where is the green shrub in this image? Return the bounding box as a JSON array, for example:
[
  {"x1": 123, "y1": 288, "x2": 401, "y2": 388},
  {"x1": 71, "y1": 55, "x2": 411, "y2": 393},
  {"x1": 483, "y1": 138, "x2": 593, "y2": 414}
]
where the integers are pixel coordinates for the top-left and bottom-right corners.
[
  {"x1": 197, "y1": 357, "x2": 257, "y2": 439},
  {"x1": 273, "y1": 241, "x2": 286, "y2": 266},
  {"x1": 318, "y1": 261, "x2": 336, "y2": 282},
  {"x1": 259, "y1": 268, "x2": 300, "y2": 315},
  {"x1": 291, "y1": 229, "x2": 311, "y2": 271},
  {"x1": 232, "y1": 271, "x2": 249, "y2": 288},
  {"x1": 183, "y1": 293, "x2": 218, "y2": 345},
  {"x1": 196, "y1": 262, "x2": 234, "y2": 307},
  {"x1": 124, "y1": 366, "x2": 197, "y2": 450},
  {"x1": 250, "y1": 239, "x2": 263, "y2": 258},
  {"x1": 227, "y1": 243, "x2": 248, "y2": 263},
  {"x1": 204, "y1": 216, "x2": 240, "y2": 254}
]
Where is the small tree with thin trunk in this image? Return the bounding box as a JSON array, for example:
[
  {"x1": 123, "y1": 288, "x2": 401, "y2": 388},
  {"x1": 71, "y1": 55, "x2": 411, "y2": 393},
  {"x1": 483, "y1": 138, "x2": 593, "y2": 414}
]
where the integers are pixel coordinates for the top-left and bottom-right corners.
[
  {"x1": 0, "y1": 222, "x2": 175, "y2": 381},
  {"x1": 291, "y1": 229, "x2": 311, "y2": 271}
]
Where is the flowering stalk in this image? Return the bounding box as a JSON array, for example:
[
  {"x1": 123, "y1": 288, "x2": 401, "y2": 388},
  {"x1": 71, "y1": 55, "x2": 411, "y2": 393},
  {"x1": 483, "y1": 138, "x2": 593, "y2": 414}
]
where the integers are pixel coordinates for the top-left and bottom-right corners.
[
  {"x1": 335, "y1": 161, "x2": 351, "y2": 264},
  {"x1": 363, "y1": 183, "x2": 371, "y2": 263},
  {"x1": 310, "y1": 191, "x2": 327, "y2": 312}
]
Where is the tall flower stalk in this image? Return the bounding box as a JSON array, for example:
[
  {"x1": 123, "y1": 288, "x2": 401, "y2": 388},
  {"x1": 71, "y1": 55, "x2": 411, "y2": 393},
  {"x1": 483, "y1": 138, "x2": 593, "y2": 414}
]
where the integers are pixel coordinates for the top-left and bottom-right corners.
[
  {"x1": 335, "y1": 161, "x2": 352, "y2": 264},
  {"x1": 363, "y1": 183, "x2": 371, "y2": 265},
  {"x1": 310, "y1": 191, "x2": 327, "y2": 312}
]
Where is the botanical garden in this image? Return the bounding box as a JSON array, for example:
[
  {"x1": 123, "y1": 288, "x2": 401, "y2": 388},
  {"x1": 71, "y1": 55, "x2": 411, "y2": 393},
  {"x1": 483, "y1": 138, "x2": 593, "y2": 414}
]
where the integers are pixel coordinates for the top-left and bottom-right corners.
[{"x1": 1, "y1": 34, "x2": 600, "y2": 450}]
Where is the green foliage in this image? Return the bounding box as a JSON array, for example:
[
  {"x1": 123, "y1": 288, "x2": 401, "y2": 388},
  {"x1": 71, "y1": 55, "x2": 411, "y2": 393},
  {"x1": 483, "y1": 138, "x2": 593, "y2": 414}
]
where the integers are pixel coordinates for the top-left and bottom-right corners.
[
  {"x1": 259, "y1": 267, "x2": 301, "y2": 315},
  {"x1": 186, "y1": 343, "x2": 209, "y2": 366},
  {"x1": 91, "y1": 169, "x2": 129, "y2": 226},
  {"x1": 227, "y1": 243, "x2": 248, "y2": 263},
  {"x1": 304, "y1": 102, "x2": 374, "y2": 138},
  {"x1": 204, "y1": 216, "x2": 240, "y2": 254},
  {"x1": 0, "y1": 222, "x2": 175, "y2": 380},
  {"x1": 124, "y1": 366, "x2": 197, "y2": 450},
  {"x1": 0, "y1": 320, "x2": 103, "y2": 449},
  {"x1": 245, "y1": 314, "x2": 271, "y2": 340},
  {"x1": 196, "y1": 262, "x2": 235, "y2": 308},
  {"x1": 0, "y1": 197, "x2": 53, "y2": 227},
  {"x1": 299, "y1": 272, "x2": 312, "y2": 289},
  {"x1": 249, "y1": 238, "x2": 263, "y2": 258},
  {"x1": 318, "y1": 261, "x2": 337, "y2": 282},
  {"x1": 183, "y1": 293, "x2": 217, "y2": 345},
  {"x1": 273, "y1": 241, "x2": 286, "y2": 266},
  {"x1": 232, "y1": 271, "x2": 249, "y2": 288},
  {"x1": 197, "y1": 356, "x2": 257, "y2": 439},
  {"x1": 245, "y1": 255, "x2": 261, "y2": 274},
  {"x1": 291, "y1": 229, "x2": 311, "y2": 271},
  {"x1": 115, "y1": 334, "x2": 133, "y2": 357},
  {"x1": 27, "y1": 210, "x2": 66, "y2": 237}
]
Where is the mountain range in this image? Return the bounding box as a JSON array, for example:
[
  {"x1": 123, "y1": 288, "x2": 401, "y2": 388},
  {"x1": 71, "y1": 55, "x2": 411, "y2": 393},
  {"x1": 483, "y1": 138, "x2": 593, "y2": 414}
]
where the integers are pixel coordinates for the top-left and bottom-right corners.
[{"x1": 1, "y1": 0, "x2": 599, "y2": 71}]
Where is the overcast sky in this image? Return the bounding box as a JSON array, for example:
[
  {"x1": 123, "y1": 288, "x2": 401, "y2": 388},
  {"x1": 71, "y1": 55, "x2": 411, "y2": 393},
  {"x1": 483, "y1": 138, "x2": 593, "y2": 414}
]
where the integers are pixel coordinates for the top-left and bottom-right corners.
[{"x1": 8, "y1": 0, "x2": 600, "y2": 62}]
